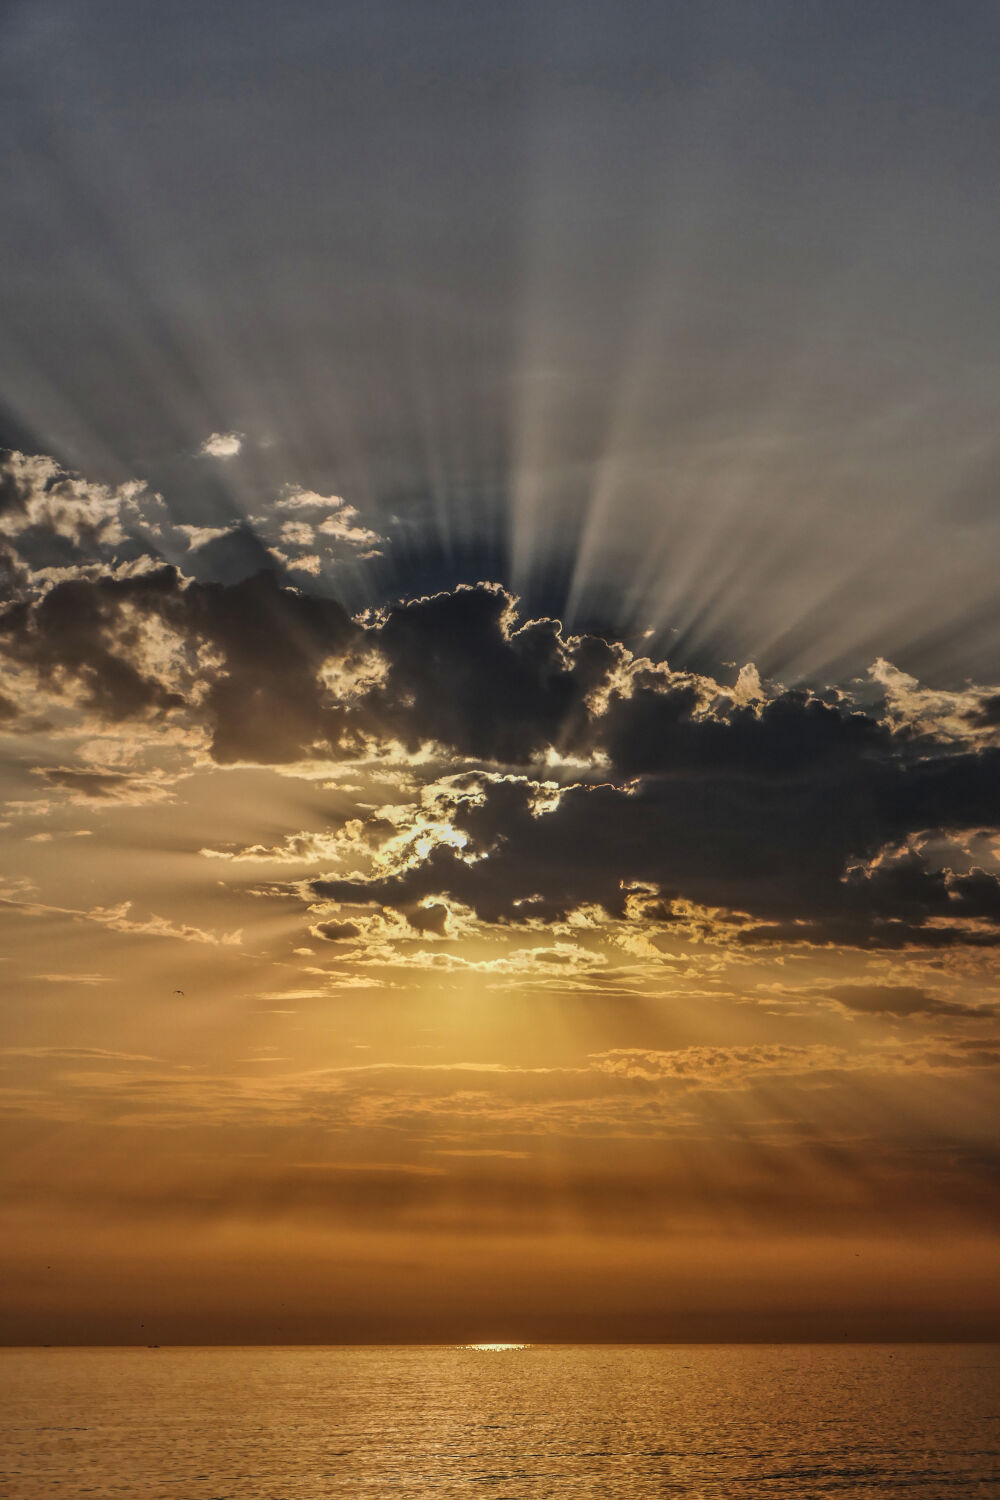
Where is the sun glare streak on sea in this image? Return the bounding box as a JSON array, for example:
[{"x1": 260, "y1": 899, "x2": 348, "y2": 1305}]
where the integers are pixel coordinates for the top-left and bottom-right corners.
[{"x1": 463, "y1": 1342, "x2": 530, "y2": 1350}]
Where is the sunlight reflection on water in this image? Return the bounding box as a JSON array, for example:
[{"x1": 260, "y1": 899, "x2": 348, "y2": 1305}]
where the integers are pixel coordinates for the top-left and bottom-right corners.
[{"x1": 463, "y1": 1342, "x2": 530, "y2": 1350}]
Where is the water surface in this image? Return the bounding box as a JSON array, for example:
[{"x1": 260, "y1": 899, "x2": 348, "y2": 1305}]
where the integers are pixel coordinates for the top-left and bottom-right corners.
[{"x1": 2, "y1": 1344, "x2": 997, "y2": 1497}]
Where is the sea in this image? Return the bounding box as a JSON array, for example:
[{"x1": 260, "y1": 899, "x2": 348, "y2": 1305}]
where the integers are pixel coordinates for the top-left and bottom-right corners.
[{"x1": 1, "y1": 1344, "x2": 997, "y2": 1498}]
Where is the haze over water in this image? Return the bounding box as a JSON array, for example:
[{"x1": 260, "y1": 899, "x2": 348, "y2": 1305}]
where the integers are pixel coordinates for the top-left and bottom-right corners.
[{"x1": 2, "y1": 1344, "x2": 998, "y2": 1498}]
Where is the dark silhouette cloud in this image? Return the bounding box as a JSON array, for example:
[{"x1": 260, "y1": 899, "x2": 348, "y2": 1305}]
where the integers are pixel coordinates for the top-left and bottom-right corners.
[
  {"x1": 1, "y1": 570, "x2": 187, "y2": 722},
  {"x1": 362, "y1": 583, "x2": 613, "y2": 761},
  {"x1": 0, "y1": 565, "x2": 358, "y2": 762},
  {"x1": 825, "y1": 985, "x2": 991, "y2": 1018},
  {"x1": 39, "y1": 768, "x2": 148, "y2": 799},
  {"x1": 307, "y1": 772, "x2": 1000, "y2": 947},
  {"x1": 312, "y1": 920, "x2": 363, "y2": 942},
  {"x1": 4, "y1": 564, "x2": 1000, "y2": 949},
  {"x1": 970, "y1": 692, "x2": 1000, "y2": 728}
]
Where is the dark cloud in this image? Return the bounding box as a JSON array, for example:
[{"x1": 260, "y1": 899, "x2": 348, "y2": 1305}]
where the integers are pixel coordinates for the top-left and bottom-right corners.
[
  {"x1": 185, "y1": 523, "x2": 281, "y2": 586},
  {"x1": 969, "y1": 692, "x2": 1000, "y2": 728},
  {"x1": 1, "y1": 565, "x2": 359, "y2": 763},
  {"x1": 362, "y1": 583, "x2": 613, "y2": 762},
  {"x1": 312, "y1": 920, "x2": 362, "y2": 942},
  {"x1": 1, "y1": 569, "x2": 187, "y2": 721},
  {"x1": 602, "y1": 676, "x2": 887, "y2": 778},
  {"x1": 5, "y1": 562, "x2": 1000, "y2": 949},
  {"x1": 39, "y1": 768, "x2": 145, "y2": 799},
  {"x1": 311, "y1": 735, "x2": 1000, "y2": 947},
  {"x1": 825, "y1": 984, "x2": 990, "y2": 1018},
  {"x1": 401, "y1": 902, "x2": 449, "y2": 936},
  {"x1": 0, "y1": 567, "x2": 620, "y2": 765},
  {"x1": 189, "y1": 570, "x2": 357, "y2": 764}
]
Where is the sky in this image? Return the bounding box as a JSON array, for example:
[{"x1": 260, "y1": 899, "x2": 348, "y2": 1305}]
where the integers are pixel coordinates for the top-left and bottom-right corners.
[{"x1": 1, "y1": 0, "x2": 999, "y2": 1344}]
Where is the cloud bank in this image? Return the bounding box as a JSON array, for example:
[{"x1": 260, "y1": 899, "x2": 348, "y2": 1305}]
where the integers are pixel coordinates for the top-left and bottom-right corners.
[{"x1": 3, "y1": 448, "x2": 1000, "y2": 955}]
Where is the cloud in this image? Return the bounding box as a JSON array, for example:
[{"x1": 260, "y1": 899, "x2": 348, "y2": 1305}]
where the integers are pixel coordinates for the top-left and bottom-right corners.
[
  {"x1": 25, "y1": 829, "x2": 92, "y2": 842},
  {"x1": 35, "y1": 767, "x2": 175, "y2": 805},
  {"x1": 200, "y1": 829, "x2": 352, "y2": 864},
  {"x1": 824, "y1": 984, "x2": 990, "y2": 1018},
  {"x1": 5, "y1": 543, "x2": 1000, "y2": 951},
  {"x1": 0, "y1": 1046, "x2": 157, "y2": 1061},
  {"x1": 274, "y1": 488, "x2": 343, "y2": 512},
  {"x1": 311, "y1": 919, "x2": 362, "y2": 942},
  {"x1": 358, "y1": 584, "x2": 612, "y2": 763},
  {"x1": 307, "y1": 745, "x2": 1000, "y2": 948},
  {"x1": 174, "y1": 524, "x2": 238, "y2": 550},
  {"x1": 0, "y1": 565, "x2": 359, "y2": 763},
  {"x1": 0, "y1": 450, "x2": 389, "y2": 615},
  {"x1": 732, "y1": 662, "x2": 765, "y2": 706},
  {"x1": 271, "y1": 486, "x2": 382, "y2": 551},
  {"x1": 589, "y1": 1044, "x2": 853, "y2": 1083},
  {"x1": 970, "y1": 693, "x2": 1000, "y2": 729},
  {"x1": 30, "y1": 973, "x2": 111, "y2": 986},
  {"x1": 871, "y1": 658, "x2": 1000, "y2": 746},
  {"x1": 279, "y1": 521, "x2": 314, "y2": 547},
  {"x1": 198, "y1": 432, "x2": 243, "y2": 458},
  {"x1": 0, "y1": 450, "x2": 133, "y2": 550},
  {"x1": 86, "y1": 901, "x2": 242, "y2": 946},
  {"x1": 0, "y1": 891, "x2": 241, "y2": 947}
]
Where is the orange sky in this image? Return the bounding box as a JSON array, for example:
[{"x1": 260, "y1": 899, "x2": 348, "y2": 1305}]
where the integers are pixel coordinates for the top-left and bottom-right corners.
[{"x1": 2, "y1": 551, "x2": 999, "y2": 1343}]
